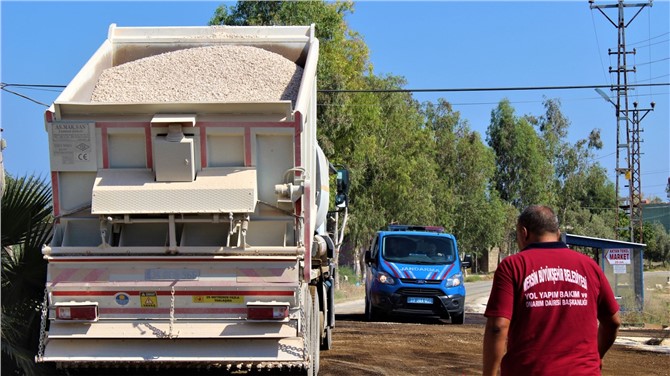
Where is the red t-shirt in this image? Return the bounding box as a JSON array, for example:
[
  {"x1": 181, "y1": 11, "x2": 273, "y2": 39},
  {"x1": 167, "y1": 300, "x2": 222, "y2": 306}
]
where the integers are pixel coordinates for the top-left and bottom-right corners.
[{"x1": 485, "y1": 242, "x2": 619, "y2": 376}]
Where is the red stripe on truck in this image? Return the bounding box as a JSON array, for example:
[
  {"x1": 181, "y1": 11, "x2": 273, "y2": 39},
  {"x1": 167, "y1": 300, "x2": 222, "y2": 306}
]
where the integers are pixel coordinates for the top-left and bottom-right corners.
[
  {"x1": 52, "y1": 290, "x2": 294, "y2": 297},
  {"x1": 49, "y1": 257, "x2": 296, "y2": 263},
  {"x1": 51, "y1": 172, "x2": 60, "y2": 217},
  {"x1": 145, "y1": 126, "x2": 153, "y2": 168},
  {"x1": 101, "y1": 127, "x2": 109, "y2": 168},
  {"x1": 245, "y1": 127, "x2": 252, "y2": 166},
  {"x1": 100, "y1": 307, "x2": 247, "y2": 314}
]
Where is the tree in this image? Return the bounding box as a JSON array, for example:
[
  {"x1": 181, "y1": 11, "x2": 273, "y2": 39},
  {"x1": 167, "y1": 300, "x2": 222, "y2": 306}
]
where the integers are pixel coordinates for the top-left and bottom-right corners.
[
  {"x1": 523, "y1": 98, "x2": 616, "y2": 240},
  {"x1": 486, "y1": 99, "x2": 555, "y2": 210},
  {"x1": 424, "y1": 99, "x2": 508, "y2": 263},
  {"x1": 642, "y1": 222, "x2": 670, "y2": 267},
  {"x1": 1, "y1": 174, "x2": 54, "y2": 376},
  {"x1": 210, "y1": 1, "x2": 440, "y2": 279}
]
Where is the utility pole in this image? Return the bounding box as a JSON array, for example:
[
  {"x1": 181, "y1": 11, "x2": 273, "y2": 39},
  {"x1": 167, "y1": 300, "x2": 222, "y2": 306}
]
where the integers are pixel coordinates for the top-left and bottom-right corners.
[{"x1": 590, "y1": 0, "x2": 654, "y2": 243}]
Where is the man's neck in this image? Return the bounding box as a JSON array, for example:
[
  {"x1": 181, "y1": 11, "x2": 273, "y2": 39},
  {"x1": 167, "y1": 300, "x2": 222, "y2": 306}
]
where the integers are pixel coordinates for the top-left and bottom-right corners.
[{"x1": 523, "y1": 233, "x2": 560, "y2": 248}]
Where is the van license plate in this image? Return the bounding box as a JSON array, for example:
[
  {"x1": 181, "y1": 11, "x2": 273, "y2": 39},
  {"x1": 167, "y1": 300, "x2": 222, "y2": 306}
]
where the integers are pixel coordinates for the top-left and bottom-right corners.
[{"x1": 407, "y1": 297, "x2": 433, "y2": 304}]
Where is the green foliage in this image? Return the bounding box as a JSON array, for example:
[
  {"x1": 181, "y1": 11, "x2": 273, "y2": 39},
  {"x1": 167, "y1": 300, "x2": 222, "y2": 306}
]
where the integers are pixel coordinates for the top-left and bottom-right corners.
[
  {"x1": 1, "y1": 174, "x2": 54, "y2": 376},
  {"x1": 210, "y1": 1, "x2": 627, "y2": 266},
  {"x1": 644, "y1": 222, "x2": 670, "y2": 266},
  {"x1": 210, "y1": 1, "x2": 615, "y2": 264},
  {"x1": 337, "y1": 265, "x2": 359, "y2": 284},
  {"x1": 424, "y1": 99, "x2": 507, "y2": 257},
  {"x1": 486, "y1": 99, "x2": 555, "y2": 211}
]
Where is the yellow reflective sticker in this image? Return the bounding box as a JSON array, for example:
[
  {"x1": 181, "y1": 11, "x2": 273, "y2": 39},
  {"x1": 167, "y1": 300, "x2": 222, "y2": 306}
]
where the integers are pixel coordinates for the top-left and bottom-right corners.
[
  {"x1": 192, "y1": 295, "x2": 243, "y2": 304},
  {"x1": 140, "y1": 292, "x2": 157, "y2": 308}
]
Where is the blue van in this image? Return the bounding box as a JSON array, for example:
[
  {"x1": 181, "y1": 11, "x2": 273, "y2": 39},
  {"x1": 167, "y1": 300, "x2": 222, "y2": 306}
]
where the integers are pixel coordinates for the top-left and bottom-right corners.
[{"x1": 364, "y1": 225, "x2": 470, "y2": 324}]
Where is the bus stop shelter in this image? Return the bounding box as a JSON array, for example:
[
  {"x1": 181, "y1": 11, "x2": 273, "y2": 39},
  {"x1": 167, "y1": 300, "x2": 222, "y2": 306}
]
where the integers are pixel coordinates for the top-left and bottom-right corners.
[{"x1": 562, "y1": 233, "x2": 646, "y2": 311}]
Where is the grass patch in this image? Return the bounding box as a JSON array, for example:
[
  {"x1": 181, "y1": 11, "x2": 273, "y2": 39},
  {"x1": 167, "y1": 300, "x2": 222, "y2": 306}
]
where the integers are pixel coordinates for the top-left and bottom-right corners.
[
  {"x1": 620, "y1": 283, "x2": 670, "y2": 327},
  {"x1": 334, "y1": 280, "x2": 365, "y2": 303},
  {"x1": 465, "y1": 275, "x2": 482, "y2": 283},
  {"x1": 334, "y1": 265, "x2": 365, "y2": 303},
  {"x1": 465, "y1": 273, "x2": 493, "y2": 283}
]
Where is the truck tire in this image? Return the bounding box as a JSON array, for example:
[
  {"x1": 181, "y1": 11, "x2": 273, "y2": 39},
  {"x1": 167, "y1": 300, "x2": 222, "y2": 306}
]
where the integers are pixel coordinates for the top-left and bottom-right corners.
[
  {"x1": 303, "y1": 289, "x2": 314, "y2": 376},
  {"x1": 321, "y1": 326, "x2": 333, "y2": 350},
  {"x1": 310, "y1": 286, "x2": 320, "y2": 376},
  {"x1": 451, "y1": 310, "x2": 465, "y2": 325}
]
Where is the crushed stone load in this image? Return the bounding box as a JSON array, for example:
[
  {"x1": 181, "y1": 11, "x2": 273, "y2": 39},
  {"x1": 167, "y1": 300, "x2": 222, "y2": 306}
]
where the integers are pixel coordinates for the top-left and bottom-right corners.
[{"x1": 91, "y1": 45, "x2": 303, "y2": 103}]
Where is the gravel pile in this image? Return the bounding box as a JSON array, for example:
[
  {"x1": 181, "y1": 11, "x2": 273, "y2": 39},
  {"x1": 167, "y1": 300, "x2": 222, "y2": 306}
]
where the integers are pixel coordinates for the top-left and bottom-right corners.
[{"x1": 91, "y1": 45, "x2": 303, "y2": 103}]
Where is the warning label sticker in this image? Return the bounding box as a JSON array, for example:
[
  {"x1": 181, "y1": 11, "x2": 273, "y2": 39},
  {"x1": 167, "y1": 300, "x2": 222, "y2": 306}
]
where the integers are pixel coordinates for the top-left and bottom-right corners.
[
  {"x1": 140, "y1": 292, "x2": 158, "y2": 308},
  {"x1": 48, "y1": 122, "x2": 97, "y2": 171},
  {"x1": 192, "y1": 295, "x2": 243, "y2": 304}
]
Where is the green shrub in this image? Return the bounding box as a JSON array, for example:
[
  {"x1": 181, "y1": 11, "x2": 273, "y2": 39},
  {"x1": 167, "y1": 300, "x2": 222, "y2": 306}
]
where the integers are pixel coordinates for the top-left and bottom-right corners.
[
  {"x1": 465, "y1": 275, "x2": 482, "y2": 283},
  {"x1": 337, "y1": 265, "x2": 359, "y2": 284}
]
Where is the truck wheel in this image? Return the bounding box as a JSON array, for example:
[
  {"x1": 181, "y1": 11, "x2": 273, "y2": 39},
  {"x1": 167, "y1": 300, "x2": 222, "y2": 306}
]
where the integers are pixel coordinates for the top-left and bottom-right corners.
[
  {"x1": 320, "y1": 325, "x2": 333, "y2": 350},
  {"x1": 451, "y1": 310, "x2": 465, "y2": 325},
  {"x1": 310, "y1": 286, "x2": 320, "y2": 376},
  {"x1": 303, "y1": 290, "x2": 314, "y2": 376}
]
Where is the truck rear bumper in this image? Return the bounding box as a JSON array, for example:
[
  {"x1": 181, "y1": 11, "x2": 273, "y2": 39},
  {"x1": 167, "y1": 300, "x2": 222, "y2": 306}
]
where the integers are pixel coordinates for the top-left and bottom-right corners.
[{"x1": 39, "y1": 337, "x2": 306, "y2": 365}]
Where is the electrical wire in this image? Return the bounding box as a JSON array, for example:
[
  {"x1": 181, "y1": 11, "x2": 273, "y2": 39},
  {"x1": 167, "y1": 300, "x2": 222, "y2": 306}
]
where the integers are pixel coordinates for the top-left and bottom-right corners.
[
  {"x1": 648, "y1": 8, "x2": 653, "y2": 100},
  {"x1": 635, "y1": 57, "x2": 670, "y2": 66},
  {"x1": 5, "y1": 82, "x2": 668, "y2": 106},
  {"x1": 1, "y1": 85, "x2": 50, "y2": 107},
  {"x1": 591, "y1": 9, "x2": 611, "y2": 84},
  {"x1": 631, "y1": 39, "x2": 670, "y2": 49},
  {"x1": 1, "y1": 83, "x2": 66, "y2": 88},
  {"x1": 317, "y1": 83, "x2": 669, "y2": 94},
  {"x1": 314, "y1": 91, "x2": 668, "y2": 109},
  {"x1": 636, "y1": 73, "x2": 670, "y2": 82},
  {"x1": 627, "y1": 31, "x2": 670, "y2": 46}
]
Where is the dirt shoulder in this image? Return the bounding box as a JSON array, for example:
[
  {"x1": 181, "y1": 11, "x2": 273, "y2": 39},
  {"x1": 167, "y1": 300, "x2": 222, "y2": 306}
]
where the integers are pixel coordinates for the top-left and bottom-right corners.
[{"x1": 320, "y1": 313, "x2": 670, "y2": 376}]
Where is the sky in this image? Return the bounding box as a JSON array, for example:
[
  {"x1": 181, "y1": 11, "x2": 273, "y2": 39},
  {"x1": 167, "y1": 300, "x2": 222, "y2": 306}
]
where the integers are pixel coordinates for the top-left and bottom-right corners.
[{"x1": 1, "y1": 1, "x2": 669, "y2": 201}]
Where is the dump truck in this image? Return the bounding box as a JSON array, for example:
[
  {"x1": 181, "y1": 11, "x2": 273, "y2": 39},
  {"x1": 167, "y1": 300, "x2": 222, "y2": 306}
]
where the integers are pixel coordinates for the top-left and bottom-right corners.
[{"x1": 36, "y1": 24, "x2": 349, "y2": 375}]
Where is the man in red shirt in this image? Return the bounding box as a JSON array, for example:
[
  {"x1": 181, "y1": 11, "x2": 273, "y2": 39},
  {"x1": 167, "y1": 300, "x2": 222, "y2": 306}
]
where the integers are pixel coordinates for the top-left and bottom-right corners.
[{"x1": 483, "y1": 205, "x2": 621, "y2": 376}]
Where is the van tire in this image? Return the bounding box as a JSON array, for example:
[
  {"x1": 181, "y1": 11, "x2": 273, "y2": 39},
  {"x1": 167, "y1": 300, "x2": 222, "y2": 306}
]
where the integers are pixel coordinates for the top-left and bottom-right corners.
[
  {"x1": 451, "y1": 310, "x2": 465, "y2": 325},
  {"x1": 365, "y1": 296, "x2": 382, "y2": 321}
]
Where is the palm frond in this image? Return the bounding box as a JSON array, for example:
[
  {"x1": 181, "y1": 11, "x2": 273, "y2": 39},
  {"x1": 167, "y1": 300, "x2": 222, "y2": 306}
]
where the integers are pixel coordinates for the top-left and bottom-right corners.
[
  {"x1": 1, "y1": 174, "x2": 53, "y2": 376},
  {"x1": 1, "y1": 305, "x2": 48, "y2": 376},
  {"x1": 2, "y1": 174, "x2": 53, "y2": 248}
]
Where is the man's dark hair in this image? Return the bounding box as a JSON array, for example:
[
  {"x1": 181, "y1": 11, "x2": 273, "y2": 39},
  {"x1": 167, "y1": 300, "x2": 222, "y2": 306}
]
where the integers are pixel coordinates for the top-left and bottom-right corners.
[{"x1": 518, "y1": 205, "x2": 559, "y2": 235}]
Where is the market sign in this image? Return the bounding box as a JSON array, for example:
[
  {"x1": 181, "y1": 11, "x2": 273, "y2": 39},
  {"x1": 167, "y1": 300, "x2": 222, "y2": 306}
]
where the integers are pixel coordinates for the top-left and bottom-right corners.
[{"x1": 605, "y1": 248, "x2": 631, "y2": 265}]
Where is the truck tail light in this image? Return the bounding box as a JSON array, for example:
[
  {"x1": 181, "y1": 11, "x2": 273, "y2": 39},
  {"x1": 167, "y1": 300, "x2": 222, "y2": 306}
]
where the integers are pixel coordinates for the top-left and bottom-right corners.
[
  {"x1": 246, "y1": 302, "x2": 289, "y2": 320},
  {"x1": 55, "y1": 304, "x2": 98, "y2": 321}
]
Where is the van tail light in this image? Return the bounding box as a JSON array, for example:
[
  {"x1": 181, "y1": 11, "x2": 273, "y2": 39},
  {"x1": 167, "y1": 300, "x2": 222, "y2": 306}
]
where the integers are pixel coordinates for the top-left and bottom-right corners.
[
  {"x1": 246, "y1": 302, "x2": 289, "y2": 320},
  {"x1": 55, "y1": 303, "x2": 98, "y2": 321}
]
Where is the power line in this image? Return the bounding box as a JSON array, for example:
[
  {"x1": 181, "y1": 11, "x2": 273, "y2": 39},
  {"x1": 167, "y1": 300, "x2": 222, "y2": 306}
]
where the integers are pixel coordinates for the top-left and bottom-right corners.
[
  {"x1": 632, "y1": 38, "x2": 670, "y2": 49},
  {"x1": 316, "y1": 91, "x2": 667, "y2": 109},
  {"x1": 318, "y1": 83, "x2": 668, "y2": 94},
  {"x1": 591, "y1": 9, "x2": 611, "y2": 84},
  {"x1": 1, "y1": 83, "x2": 66, "y2": 88},
  {"x1": 635, "y1": 73, "x2": 670, "y2": 82},
  {"x1": 4, "y1": 81, "x2": 667, "y2": 95},
  {"x1": 628, "y1": 31, "x2": 670, "y2": 46},
  {"x1": 635, "y1": 57, "x2": 670, "y2": 66},
  {"x1": 0, "y1": 84, "x2": 50, "y2": 107}
]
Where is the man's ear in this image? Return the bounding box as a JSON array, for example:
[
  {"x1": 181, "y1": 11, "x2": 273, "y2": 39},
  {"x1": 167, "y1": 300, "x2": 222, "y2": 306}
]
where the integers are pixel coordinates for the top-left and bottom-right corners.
[{"x1": 519, "y1": 225, "x2": 530, "y2": 243}]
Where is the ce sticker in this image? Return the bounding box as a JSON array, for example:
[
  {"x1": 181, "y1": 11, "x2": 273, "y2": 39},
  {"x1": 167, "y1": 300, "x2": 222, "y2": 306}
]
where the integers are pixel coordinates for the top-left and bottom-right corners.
[{"x1": 77, "y1": 153, "x2": 89, "y2": 161}]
